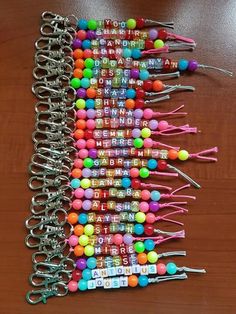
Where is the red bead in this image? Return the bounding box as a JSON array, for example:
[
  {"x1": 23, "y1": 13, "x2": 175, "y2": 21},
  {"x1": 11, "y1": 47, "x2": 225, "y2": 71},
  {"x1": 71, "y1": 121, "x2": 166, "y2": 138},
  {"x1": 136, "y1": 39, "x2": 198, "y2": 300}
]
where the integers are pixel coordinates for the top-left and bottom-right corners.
[
  {"x1": 72, "y1": 269, "x2": 82, "y2": 281},
  {"x1": 144, "y1": 224, "x2": 154, "y2": 236},
  {"x1": 136, "y1": 88, "x2": 145, "y2": 99},
  {"x1": 158, "y1": 29, "x2": 168, "y2": 40},
  {"x1": 136, "y1": 17, "x2": 145, "y2": 29},
  {"x1": 135, "y1": 98, "x2": 145, "y2": 108},
  {"x1": 158, "y1": 160, "x2": 167, "y2": 170},
  {"x1": 143, "y1": 80, "x2": 153, "y2": 92},
  {"x1": 131, "y1": 178, "x2": 141, "y2": 189},
  {"x1": 84, "y1": 130, "x2": 93, "y2": 140},
  {"x1": 145, "y1": 39, "x2": 154, "y2": 50}
]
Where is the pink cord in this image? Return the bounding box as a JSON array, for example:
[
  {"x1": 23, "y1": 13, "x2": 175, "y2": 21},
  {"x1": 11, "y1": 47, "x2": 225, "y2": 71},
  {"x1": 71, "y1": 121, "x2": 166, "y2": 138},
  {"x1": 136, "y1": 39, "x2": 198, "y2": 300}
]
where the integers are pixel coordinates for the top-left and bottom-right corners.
[
  {"x1": 153, "y1": 125, "x2": 197, "y2": 136},
  {"x1": 155, "y1": 230, "x2": 185, "y2": 244},
  {"x1": 150, "y1": 171, "x2": 178, "y2": 177},
  {"x1": 142, "y1": 46, "x2": 169, "y2": 55},
  {"x1": 189, "y1": 147, "x2": 218, "y2": 161},
  {"x1": 161, "y1": 184, "x2": 196, "y2": 200},
  {"x1": 167, "y1": 32, "x2": 195, "y2": 43},
  {"x1": 160, "y1": 201, "x2": 188, "y2": 212},
  {"x1": 153, "y1": 105, "x2": 187, "y2": 118},
  {"x1": 142, "y1": 183, "x2": 172, "y2": 191},
  {"x1": 153, "y1": 141, "x2": 180, "y2": 150},
  {"x1": 155, "y1": 209, "x2": 186, "y2": 226}
]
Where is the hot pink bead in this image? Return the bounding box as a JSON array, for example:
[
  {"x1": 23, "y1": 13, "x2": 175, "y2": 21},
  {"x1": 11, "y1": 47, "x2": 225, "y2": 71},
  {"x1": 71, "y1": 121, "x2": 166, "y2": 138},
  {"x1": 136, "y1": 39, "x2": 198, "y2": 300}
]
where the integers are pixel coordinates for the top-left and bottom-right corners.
[
  {"x1": 86, "y1": 119, "x2": 96, "y2": 130},
  {"x1": 76, "y1": 139, "x2": 86, "y2": 149},
  {"x1": 113, "y1": 233, "x2": 123, "y2": 245},
  {"x1": 143, "y1": 108, "x2": 153, "y2": 119},
  {"x1": 83, "y1": 49, "x2": 93, "y2": 58},
  {"x1": 158, "y1": 120, "x2": 169, "y2": 131},
  {"x1": 68, "y1": 235, "x2": 79, "y2": 246},
  {"x1": 74, "y1": 159, "x2": 83, "y2": 168},
  {"x1": 76, "y1": 109, "x2": 87, "y2": 119},
  {"x1": 78, "y1": 149, "x2": 89, "y2": 159},
  {"x1": 146, "y1": 213, "x2": 156, "y2": 223},
  {"x1": 72, "y1": 199, "x2": 82, "y2": 210},
  {"x1": 74, "y1": 188, "x2": 85, "y2": 198},
  {"x1": 141, "y1": 189, "x2": 151, "y2": 201},
  {"x1": 130, "y1": 168, "x2": 139, "y2": 178},
  {"x1": 68, "y1": 280, "x2": 78, "y2": 292},
  {"x1": 143, "y1": 138, "x2": 153, "y2": 148},
  {"x1": 157, "y1": 263, "x2": 166, "y2": 275},
  {"x1": 86, "y1": 139, "x2": 96, "y2": 149},
  {"x1": 139, "y1": 201, "x2": 149, "y2": 213},
  {"x1": 77, "y1": 30, "x2": 87, "y2": 40}
]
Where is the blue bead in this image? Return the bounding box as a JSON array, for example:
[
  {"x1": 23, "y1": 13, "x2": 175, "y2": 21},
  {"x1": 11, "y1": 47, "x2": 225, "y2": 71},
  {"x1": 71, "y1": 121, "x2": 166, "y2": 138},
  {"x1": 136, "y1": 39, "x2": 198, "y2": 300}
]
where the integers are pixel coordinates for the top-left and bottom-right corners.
[
  {"x1": 86, "y1": 257, "x2": 97, "y2": 269},
  {"x1": 123, "y1": 48, "x2": 132, "y2": 58},
  {"x1": 86, "y1": 99, "x2": 95, "y2": 109},
  {"x1": 126, "y1": 88, "x2": 136, "y2": 99},
  {"x1": 78, "y1": 279, "x2": 88, "y2": 291},
  {"x1": 121, "y1": 177, "x2": 131, "y2": 188},
  {"x1": 82, "y1": 268, "x2": 92, "y2": 280},
  {"x1": 81, "y1": 78, "x2": 90, "y2": 88},
  {"x1": 77, "y1": 19, "x2": 88, "y2": 30},
  {"x1": 82, "y1": 39, "x2": 91, "y2": 50},
  {"x1": 70, "y1": 178, "x2": 80, "y2": 189},
  {"x1": 166, "y1": 262, "x2": 177, "y2": 275},
  {"x1": 144, "y1": 239, "x2": 155, "y2": 251},
  {"x1": 178, "y1": 59, "x2": 189, "y2": 71},
  {"x1": 78, "y1": 213, "x2": 88, "y2": 224},
  {"x1": 138, "y1": 275, "x2": 149, "y2": 287},
  {"x1": 147, "y1": 159, "x2": 157, "y2": 170},
  {"x1": 131, "y1": 49, "x2": 142, "y2": 59},
  {"x1": 134, "y1": 223, "x2": 144, "y2": 235},
  {"x1": 139, "y1": 70, "x2": 149, "y2": 80},
  {"x1": 150, "y1": 190, "x2": 161, "y2": 201}
]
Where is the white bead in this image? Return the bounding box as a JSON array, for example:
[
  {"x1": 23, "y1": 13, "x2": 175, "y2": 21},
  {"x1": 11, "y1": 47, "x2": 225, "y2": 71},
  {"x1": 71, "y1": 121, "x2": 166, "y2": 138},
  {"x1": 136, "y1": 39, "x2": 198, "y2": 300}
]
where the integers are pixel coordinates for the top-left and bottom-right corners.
[
  {"x1": 96, "y1": 278, "x2": 104, "y2": 287},
  {"x1": 87, "y1": 280, "x2": 96, "y2": 290},
  {"x1": 107, "y1": 267, "x2": 116, "y2": 276},
  {"x1": 115, "y1": 266, "x2": 124, "y2": 275},
  {"x1": 132, "y1": 264, "x2": 140, "y2": 274},
  {"x1": 111, "y1": 277, "x2": 120, "y2": 288},
  {"x1": 140, "y1": 265, "x2": 148, "y2": 275},
  {"x1": 148, "y1": 264, "x2": 157, "y2": 274},
  {"x1": 119, "y1": 276, "x2": 128, "y2": 287},
  {"x1": 100, "y1": 268, "x2": 108, "y2": 278},
  {"x1": 123, "y1": 266, "x2": 132, "y2": 276},
  {"x1": 92, "y1": 269, "x2": 101, "y2": 278},
  {"x1": 103, "y1": 278, "x2": 112, "y2": 289}
]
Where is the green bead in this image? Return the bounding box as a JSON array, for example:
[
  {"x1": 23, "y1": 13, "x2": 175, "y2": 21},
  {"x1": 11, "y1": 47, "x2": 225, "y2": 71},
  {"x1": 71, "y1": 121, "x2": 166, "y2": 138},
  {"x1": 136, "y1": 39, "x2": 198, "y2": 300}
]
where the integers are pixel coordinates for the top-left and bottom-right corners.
[
  {"x1": 84, "y1": 224, "x2": 94, "y2": 236},
  {"x1": 178, "y1": 150, "x2": 189, "y2": 161},
  {"x1": 84, "y1": 58, "x2": 95, "y2": 69},
  {"x1": 70, "y1": 78, "x2": 81, "y2": 88},
  {"x1": 83, "y1": 158, "x2": 94, "y2": 168},
  {"x1": 139, "y1": 167, "x2": 149, "y2": 179},
  {"x1": 134, "y1": 241, "x2": 145, "y2": 253},
  {"x1": 134, "y1": 138, "x2": 143, "y2": 148},
  {"x1": 154, "y1": 39, "x2": 164, "y2": 49},
  {"x1": 135, "y1": 212, "x2": 146, "y2": 223},
  {"x1": 80, "y1": 178, "x2": 91, "y2": 189},
  {"x1": 75, "y1": 99, "x2": 86, "y2": 109},
  {"x1": 147, "y1": 251, "x2": 158, "y2": 263},
  {"x1": 79, "y1": 235, "x2": 89, "y2": 246},
  {"x1": 141, "y1": 127, "x2": 151, "y2": 138},
  {"x1": 88, "y1": 19, "x2": 97, "y2": 30},
  {"x1": 126, "y1": 18, "x2": 136, "y2": 30},
  {"x1": 83, "y1": 68, "x2": 93, "y2": 78}
]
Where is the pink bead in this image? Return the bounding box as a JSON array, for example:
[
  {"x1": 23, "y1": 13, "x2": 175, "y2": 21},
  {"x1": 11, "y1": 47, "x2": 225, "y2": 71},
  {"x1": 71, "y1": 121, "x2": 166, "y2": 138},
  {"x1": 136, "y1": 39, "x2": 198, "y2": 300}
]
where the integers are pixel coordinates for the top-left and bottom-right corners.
[
  {"x1": 158, "y1": 120, "x2": 169, "y2": 131},
  {"x1": 68, "y1": 280, "x2": 78, "y2": 292},
  {"x1": 72, "y1": 199, "x2": 82, "y2": 210},
  {"x1": 83, "y1": 49, "x2": 93, "y2": 58},
  {"x1": 139, "y1": 201, "x2": 149, "y2": 213},
  {"x1": 74, "y1": 159, "x2": 83, "y2": 168},
  {"x1": 78, "y1": 149, "x2": 88, "y2": 159},
  {"x1": 130, "y1": 168, "x2": 139, "y2": 178},
  {"x1": 146, "y1": 213, "x2": 156, "y2": 223},
  {"x1": 157, "y1": 263, "x2": 166, "y2": 275},
  {"x1": 86, "y1": 139, "x2": 96, "y2": 149},
  {"x1": 76, "y1": 109, "x2": 87, "y2": 119},
  {"x1": 141, "y1": 190, "x2": 151, "y2": 201},
  {"x1": 86, "y1": 119, "x2": 96, "y2": 130},
  {"x1": 76, "y1": 139, "x2": 86, "y2": 149},
  {"x1": 74, "y1": 188, "x2": 85, "y2": 198},
  {"x1": 113, "y1": 233, "x2": 123, "y2": 245},
  {"x1": 143, "y1": 108, "x2": 153, "y2": 119},
  {"x1": 143, "y1": 138, "x2": 153, "y2": 148},
  {"x1": 68, "y1": 235, "x2": 79, "y2": 246}
]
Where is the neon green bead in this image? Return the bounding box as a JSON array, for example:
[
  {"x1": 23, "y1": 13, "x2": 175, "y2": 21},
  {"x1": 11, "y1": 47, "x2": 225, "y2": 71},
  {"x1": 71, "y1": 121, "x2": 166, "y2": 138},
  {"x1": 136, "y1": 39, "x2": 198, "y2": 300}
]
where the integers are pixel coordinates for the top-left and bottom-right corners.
[
  {"x1": 80, "y1": 178, "x2": 91, "y2": 189},
  {"x1": 147, "y1": 251, "x2": 158, "y2": 263},
  {"x1": 79, "y1": 235, "x2": 89, "y2": 246},
  {"x1": 135, "y1": 212, "x2": 146, "y2": 223},
  {"x1": 141, "y1": 127, "x2": 151, "y2": 138},
  {"x1": 84, "y1": 224, "x2": 94, "y2": 236},
  {"x1": 87, "y1": 19, "x2": 97, "y2": 30},
  {"x1": 154, "y1": 39, "x2": 164, "y2": 49},
  {"x1": 134, "y1": 241, "x2": 145, "y2": 253},
  {"x1": 84, "y1": 245, "x2": 94, "y2": 256},
  {"x1": 83, "y1": 158, "x2": 94, "y2": 168},
  {"x1": 126, "y1": 18, "x2": 136, "y2": 30},
  {"x1": 75, "y1": 99, "x2": 86, "y2": 109},
  {"x1": 83, "y1": 68, "x2": 93, "y2": 78},
  {"x1": 134, "y1": 138, "x2": 143, "y2": 148},
  {"x1": 84, "y1": 58, "x2": 95, "y2": 69},
  {"x1": 70, "y1": 78, "x2": 81, "y2": 88},
  {"x1": 139, "y1": 167, "x2": 149, "y2": 178},
  {"x1": 178, "y1": 150, "x2": 189, "y2": 161}
]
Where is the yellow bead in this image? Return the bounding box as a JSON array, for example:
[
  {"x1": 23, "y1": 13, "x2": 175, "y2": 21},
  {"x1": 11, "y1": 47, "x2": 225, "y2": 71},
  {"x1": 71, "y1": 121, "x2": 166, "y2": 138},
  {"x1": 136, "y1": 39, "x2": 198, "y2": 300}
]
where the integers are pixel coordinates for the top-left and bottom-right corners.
[{"x1": 178, "y1": 150, "x2": 189, "y2": 161}]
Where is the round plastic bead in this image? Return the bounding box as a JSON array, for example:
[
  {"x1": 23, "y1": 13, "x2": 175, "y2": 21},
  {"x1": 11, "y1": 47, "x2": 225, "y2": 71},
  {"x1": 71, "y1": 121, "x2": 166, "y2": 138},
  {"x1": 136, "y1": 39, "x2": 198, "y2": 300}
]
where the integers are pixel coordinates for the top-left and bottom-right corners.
[
  {"x1": 70, "y1": 78, "x2": 81, "y2": 89},
  {"x1": 130, "y1": 68, "x2": 140, "y2": 79},
  {"x1": 77, "y1": 29, "x2": 87, "y2": 40},
  {"x1": 134, "y1": 138, "x2": 143, "y2": 148},
  {"x1": 123, "y1": 233, "x2": 133, "y2": 245},
  {"x1": 146, "y1": 213, "x2": 156, "y2": 223},
  {"x1": 126, "y1": 88, "x2": 136, "y2": 99},
  {"x1": 121, "y1": 177, "x2": 131, "y2": 188},
  {"x1": 86, "y1": 88, "x2": 96, "y2": 99},
  {"x1": 147, "y1": 159, "x2": 157, "y2": 170},
  {"x1": 73, "y1": 48, "x2": 83, "y2": 59},
  {"x1": 131, "y1": 178, "x2": 141, "y2": 189},
  {"x1": 143, "y1": 80, "x2": 153, "y2": 91},
  {"x1": 87, "y1": 19, "x2": 97, "y2": 30},
  {"x1": 139, "y1": 70, "x2": 149, "y2": 80},
  {"x1": 157, "y1": 263, "x2": 166, "y2": 275},
  {"x1": 83, "y1": 68, "x2": 93, "y2": 79},
  {"x1": 84, "y1": 224, "x2": 94, "y2": 236},
  {"x1": 74, "y1": 245, "x2": 84, "y2": 257},
  {"x1": 86, "y1": 30, "x2": 96, "y2": 39},
  {"x1": 149, "y1": 201, "x2": 160, "y2": 212},
  {"x1": 143, "y1": 138, "x2": 153, "y2": 148},
  {"x1": 74, "y1": 225, "x2": 84, "y2": 236},
  {"x1": 130, "y1": 168, "x2": 139, "y2": 178},
  {"x1": 76, "y1": 258, "x2": 87, "y2": 270},
  {"x1": 83, "y1": 49, "x2": 93, "y2": 58},
  {"x1": 80, "y1": 178, "x2": 91, "y2": 189},
  {"x1": 67, "y1": 213, "x2": 78, "y2": 224},
  {"x1": 154, "y1": 39, "x2": 164, "y2": 49},
  {"x1": 134, "y1": 241, "x2": 145, "y2": 253},
  {"x1": 128, "y1": 275, "x2": 138, "y2": 287},
  {"x1": 78, "y1": 213, "x2": 88, "y2": 225},
  {"x1": 68, "y1": 280, "x2": 78, "y2": 292},
  {"x1": 141, "y1": 190, "x2": 151, "y2": 201},
  {"x1": 134, "y1": 109, "x2": 143, "y2": 119},
  {"x1": 138, "y1": 275, "x2": 149, "y2": 287},
  {"x1": 74, "y1": 188, "x2": 85, "y2": 198},
  {"x1": 126, "y1": 18, "x2": 136, "y2": 29},
  {"x1": 134, "y1": 223, "x2": 144, "y2": 235},
  {"x1": 113, "y1": 234, "x2": 123, "y2": 245},
  {"x1": 82, "y1": 200, "x2": 92, "y2": 211},
  {"x1": 144, "y1": 224, "x2": 154, "y2": 236},
  {"x1": 123, "y1": 48, "x2": 132, "y2": 58},
  {"x1": 84, "y1": 245, "x2": 94, "y2": 256},
  {"x1": 86, "y1": 99, "x2": 95, "y2": 109},
  {"x1": 139, "y1": 201, "x2": 149, "y2": 213},
  {"x1": 137, "y1": 253, "x2": 148, "y2": 265},
  {"x1": 68, "y1": 235, "x2": 79, "y2": 246},
  {"x1": 84, "y1": 58, "x2": 95, "y2": 68},
  {"x1": 178, "y1": 150, "x2": 189, "y2": 161},
  {"x1": 131, "y1": 48, "x2": 142, "y2": 59},
  {"x1": 86, "y1": 257, "x2": 97, "y2": 269},
  {"x1": 139, "y1": 167, "x2": 149, "y2": 178},
  {"x1": 168, "y1": 149, "x2": 178, "y2": 160},
  {"x1": 149, "y1": 120, "x2": 158, "y2": 130},
  {"x1": 75, "y1": 99, "x2": 86, "y2": 109},
  {"x1": 72, "y1": 269, "x2": 82, "y2": 281},
  {"x1": 77, "y1": 19, "x2": 88, "y2": 30},
  {"x1": 141, "y1": 127, "x2": 151, "y2": 138},
  {"x1": 83, "y1": 158, "x2": 94, "y2": 168},
  {"x1": 135, "y1": 212, "x2": 146, "y2": 223},
  {"x1": 72, "y1": 199, "x2": 82, "y2": 210},
  {"x1": 84, "y1": 188, "x2": 94, "y2": 199},
  {"x1": 78, "y1": 279, "x2": 88, "y2": 291},
  {"x1": 158, "y1": 29, "x2": 168, "y2": 40},
  {"x1": 73, "y1": 68, "x2": 83, "y2": 79},
  {"x1": 75, "y1": 58, "x2": 85, "y2": 69},
  {"x1": 188, "y1": 60, "x2": 198, "y2": 71},
  {"x1": 132, "y1": 128, "x2": 141, "y2": 138},
  {"x1": 144, "y1": 239, "x2": 155, "y2": 251},
  {"x1": 125, "y1": 99, "x2": 135, "y2": 109},
  {"x1": 80, "y1": 78, "x2": 90, "y2": 89},
  {"x1": 79, "y1": 235, "x2": 89, "y2": 246},
  {"x1": 178, "y1": 59, "x2": 189, "y2": 71},
  {"x1": 73, "y1": 39, "x2": 82, "y2": 49},
  {"x1": 152, "y1": 80, "x2": 164, "y2": 92},
  {"x1": 70, "y1": 178, "x2": 80, "y2": 189},
  {"x1": 82, "y1": 268, "x2": 92, "y2": 280},
  {"x1": 158, "y1": 120, "x2": 169, "y2": 131},
  {"x1": 136, "y1": 17, "x2": 145, "y2": 29},
  {"x1": 145, "y1": 39, "x2": 154, "y2": 50},
  {"x1": 147, "y1": 251, "x2": 158, "y2": 263},
  {"x1": 82, "y1": 39, "x2": 91, "y2": 50},
  {"x1": 136, "y1": 89, "x2": 145, "y2": 99},
  {"x1": 149, "y1": 28, "x2": 158, "y2": 40},
  {"x1": 150, "y1": 190, "x2": 161, "y2": 201},
  {"x1": 158, "y1": 160, "x2": 167, "y2": 170},
  {"x1": 166, "y1": 262, "x2": 177, "y2": 275}
]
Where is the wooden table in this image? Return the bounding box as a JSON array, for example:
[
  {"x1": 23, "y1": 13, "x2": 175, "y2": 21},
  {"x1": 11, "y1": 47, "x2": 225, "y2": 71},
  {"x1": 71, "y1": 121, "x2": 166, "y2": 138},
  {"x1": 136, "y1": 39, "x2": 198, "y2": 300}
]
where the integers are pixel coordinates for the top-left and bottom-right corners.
[{"x1": 0, "y1": 0, "x2": 236, "y2": 313}]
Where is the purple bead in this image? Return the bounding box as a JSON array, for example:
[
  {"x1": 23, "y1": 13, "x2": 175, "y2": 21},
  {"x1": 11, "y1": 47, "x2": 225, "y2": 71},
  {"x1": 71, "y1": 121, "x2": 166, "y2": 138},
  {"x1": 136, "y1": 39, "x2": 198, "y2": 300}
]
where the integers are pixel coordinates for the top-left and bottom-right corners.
[
  {"x1": 149, "y1": 119, "x2": 158, "y2": 130},
  {"x1": 88, "y1": 148, "x2": 97, "y2": 158},
  {"x1": 134, "y1": 109, "x2": 143, "y2": 119},
  {"x1": 84, "y1": 188, "x2": 94, "y2": 199},
  {"x1": 73, "y1": 39, "x2": 82, "y2": 49},
  {"x1": 149, "y1": 29, "x2": 158, "y2": 40},
  {"x1": 82, "y1": 168, "x2": 91, "y2": 178},
  {"x1": 76, "y1": 258, "x2": 87, "y2": 270},
  {"x1": 188, "y1": 60, "x2": 198, "y2": 72},
  {"x1": 149, "y1": 201, "x2": 160, "y2": 212},
  {"x1": 123, "y1": 233, "x2": 133, "y2": 245},
  {"x1": 130, "y1": 68, "x2": 140, "y2": 79},
  {"x1": 76, "y1": 88, "x2": 86, "y2": 98},
  {"x1": 86, "y1": 109, "x2": 96, "y2": 119},
  {"x1": 132, "y1": 128, "x2": 141, "y2": 138},
  {"x1": 82, "y1": 200, "x2": 92, "y2": 211},
  {"x1": 86, "y1": 30, "x2": 96, "y2": 40}
]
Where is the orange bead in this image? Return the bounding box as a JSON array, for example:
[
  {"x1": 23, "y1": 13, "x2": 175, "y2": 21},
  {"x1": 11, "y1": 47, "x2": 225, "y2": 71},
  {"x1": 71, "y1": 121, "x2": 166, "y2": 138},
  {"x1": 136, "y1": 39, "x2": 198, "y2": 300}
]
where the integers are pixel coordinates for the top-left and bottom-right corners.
[
  {"x1": 71, "y1": 168, "x2": 82, "y2": 178},
  {"x1": 74, "y1": 129, "x2": 84, "y2": 139},
  {"x1": 152, "y1": 80, "x2": 164, "y2": 92},
  {"x1": 73, "y1": 49, "x2": 84, "y2": 59},
  {"x1": 76, "y1": 119, "x2": 86, "y2": 129},
  {"x1": 74, "y1": 224, "x2": 84, "y2": 236},
  {"x1": 125, "y1": 99, "x2": 135, "y2": 110},
  {"x1": 75, "y1": 58, "x2": 85, "y2": 69},
  {"x1": 128, "y1": 275, "x2": 138, "y2": 287},
  {"x1": 86, "y1": 88, "x2": 96, "y2": 98},
  {"x1": 73, "y1": 68, "x2": 83, "y2": 79},
  {"x1": 67, "y1": 212, "x2": 78, "y2": 224},
  {"x1": 168, "y1": 149, "x2": 178, "y2": 160},
  {"x1": 74, "y1": 245, "x2": 84, "y2": 256},
  {"x1": 137, "y1": 253, "x2": 148, "y2": 265}
]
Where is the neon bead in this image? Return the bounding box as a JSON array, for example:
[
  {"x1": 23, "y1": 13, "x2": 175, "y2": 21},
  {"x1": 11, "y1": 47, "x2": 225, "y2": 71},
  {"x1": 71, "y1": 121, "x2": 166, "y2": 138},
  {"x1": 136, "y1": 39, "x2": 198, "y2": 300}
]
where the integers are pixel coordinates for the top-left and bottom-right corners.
[
  {"x1": 77, "y1": 29, "x2": 87, "y2": 40},
  {"x1": 139, "y1": 167, "x2": 149, "y2": 178},
  {"x1": 74, "y1": 225, "x2": 84, "y2": 236},
  {"x1": 68, "y1": 280, "x2": 78, "y2": 292},
  {"x1": 139, "y1": 201, "x2": 149, "y2": 213},
  {"x1": 113, "y1": 233, "x2": 123, "y2": 245},
  {"x1": 150, "y1": 190, "x2": 161, "y2": 201},
  {"x1": 126, "y1": 18, "x2": 136, "y2": 29},
  {"x1": 83, "y1": 49, "x2": 93, "y2": 58},
  {"x1": 86, "y1": 119, "x2": 96, "y2": 129},
  {"x1": 82, "y1": 200, "x2": 92, "y2": 211},
  {"x1": 147, "y1": 251, "x2": 158, "y2": 263},
  {"x1": 72, "y1": 269, "x2": 82, "y2": 281},
  {"x1": 86, "y1": 99, "x2": 95, "y2": 109},
  {"x1": 75, "y1": 58, "x2": 85, "y2": 69},
  {"x1": 131, "y1": 49, "x2": 142, "y2": 59},
  {"x1": 82, "y1": 39, "x2": 91, "y2": 49},
  {"x1": 128, "y1": 275, "x2": 138, "y2": 287},
  {"x1": 144, "y1": 224, "x2": 154, "y2": 236},
  {"x1": 84, "y1": 245, "x2": 94, "y2": 256},
  {"x1": 146, "y1": 213, "x2": 156, "y2": 223},
  {"x1": 70, "y1": 78, "x2": 81, "y2": 89},
  {"x1": 81, "y1": 78, "x2": 90, "y2": 88},
  {"x1": 121, "y1": 177, "x2": 131, "y2": 188},
  {"x1": 70, "y1": 178, "x2": 80, "y2": 189},
  {"x1": 188, "y1": 60, "x2": 198, "y2": 71},
  {"x1": 74, "y1": 159, "x2": 83, "y2": 168},
  {"x1": 178, "y1": 150, "x2": 189, "y2": 161},
  {"x1": 83, "y1": 68, "x2": 93, "y2": 78},
  {"x1": 143, "y1": 108, "x2": 153, "y2": 119},
  {"x1": 166, "y1": 262, "x2": 177, "y2": 275},
  {"x1": 78, "y1": 213, "x2": 88, "y2": 225},
  {"x1": 125, "y1": 99, "x2": 135, "y2": 109},
  {"x1": 76, "y1": 110, "x2": 87, "y2": 120},
  {"x1": 139, "y1": 70, "x2": 149, "y2": 80},
  {"x1": 86, "y1": 88, "x2": 96, "y2": 98},
  {"x1": 141, "y1": 127, "x2": 151, "y2": 138},
  {"x1": 86, "y1": 257, "x2": 97, "y2": 269},
  {"x1": 141, "y1": 190, "x2": 151, "y2": 201},
  {"x1": 84, "y1": 224, "x2": 94, "y2": 236},
  {"x1": 149, "y1": 28, "x2": 158, "y2": 40},
  {"x1": 77, "y1": 19, "x2": 88, "y2": 30},
  {"x1": 78, "y1": 148, "x2": 88, "y2": 159},
  {"x1": 74, "y1": 188, "x2": 85, "y2": 198},
  {"x1": 178, "y1": 59, "x2": 189, "y2": 71},
  {"x1": 134, "y1": 241, "x2": 145, "y2": 253},
  {"x1": 137, "y1": 253, "x2": 148, "y2": 265},
  {"x1": 143, "y1": 138, "x2": 153, "y2": 148},
  {"x1": 144, "y1": 239, "x2": 155, "y2": 251},
  {"x1": 158, "y1": 120, "x2": 169, "y2": 131},
  {"x1": 123, "y1": 48, "x2": 132, "y2": 58},
  {"x1": 130, "y1": 168, "x2": 139, "y2": 178},
  {"x1": 67, "y1": 213, "x2": 78, "y2": 224},
  {"x1": 73, "y1": 48, "x2": 83, "y2": 59},
  {"x1": 154, "y1": 39, "x2": 164, "y2": 49},
  {"x1": 74, "y1": 245, "x2": 84, "y2": 257},
  {"x1": 83, "y1": 158, "x2": 94, "y2": 168},
  {"x1": 123, "y1": 233, "x2": 133, "y2": 245},
  {"x1": 134, "y1": 138, "x2": 143, "y2": 148},
  {"x1": 72, "y1": 199, "x2": 82, "y2": 210},
  {"x1": 75, "y1": 99, "x2": 86, "y2": 109},
  {"x1": 82, "y1": 268, "x2": 92, "y2": 280},
  {"x1": 147, "y1": 159, "x2": 157, "y2": 170},
  {"x1": 134, "y1": 223, "x2": 144, "y2": 235},
  {"x1": 132, "y1": 128, "x2": 141, "y2": 138},
  {"x1": 71, "y1": 168, "x2": 82, "y2": 178},
  {"x1": 158, "y1": 29, "x2": 168, "y2": 40},
  {"x1": 149, "y1": 201, "x2": 159, "y2": 212},
  {"x1": 157, "y1": 263, "x2": 166, "y2": 275},
  {"x1": 80, "y1": 178, "x2": 91, "y2": 189},
  {"x1": 76, "y1": 119, "x2": 86, "y2": 130},
  {"x1": 136, "y1": 17, "x2": 145, "y2": 29},
  {"x1": 152, "y1": 80, "x2": 164, "y2": 92},
  {"x1": 68, "y1": 235, "x2": 79, "y2": 246},
  {"x1": 78, "y1": 279, "x2": 88, "y2": 291},
  {"x1": 138, "y1": 275, "x2": 149, "y2": 287},
  {"x1": 131, "y1": 178, "x2": 141, "y2": 189},
  {"x1": 79, "y1": 235, "x2": 89, "y2": 246},
  {"x1": 135, "y1": 212, "x2": 146, "y2": 223},
  {"x1": 143, "y1": 80, "x2": 153, "y2": 91},
  {"x1": 126, "y1": 88, "x2": 136, "y2": 99},
  {"x1": 87, "y1": 19, "x2": 97, "y2": 30},
  {"x1": 76, "y1": 258, "x2": 87, "y2": 270},
  {"x1": 84, "y1": 58, "x2": 95, "y2": 68},
  {"x1": 168, "y1": 149, "x2": 178, "y2": 160},
  {"x1": 73, "y1": 68, "x2": 83, "y2": 79},
  {"x1": 86, "y1": 139, "x2": 95, "y2": 149}
]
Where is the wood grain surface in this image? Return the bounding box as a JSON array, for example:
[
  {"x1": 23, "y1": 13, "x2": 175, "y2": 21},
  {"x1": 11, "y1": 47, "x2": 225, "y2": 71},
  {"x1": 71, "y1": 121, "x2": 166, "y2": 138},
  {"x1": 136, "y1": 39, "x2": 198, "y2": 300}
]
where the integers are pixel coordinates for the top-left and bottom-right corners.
[{"x1": 0, "y1": 0, "x2": 236, "y2": 313}]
